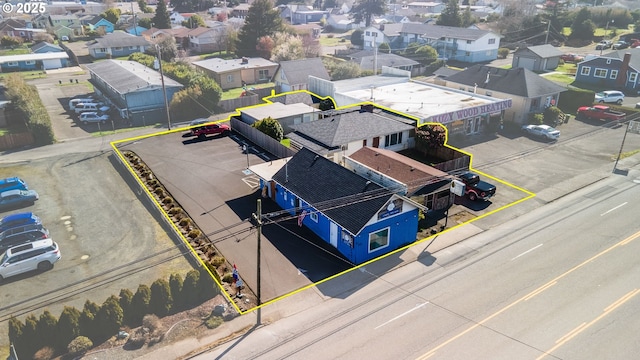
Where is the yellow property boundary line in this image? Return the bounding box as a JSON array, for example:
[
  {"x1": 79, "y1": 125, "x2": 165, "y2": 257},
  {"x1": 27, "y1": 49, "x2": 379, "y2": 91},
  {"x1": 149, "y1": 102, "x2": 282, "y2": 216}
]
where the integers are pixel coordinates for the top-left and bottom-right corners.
[{"x1": 110, "y1": 89, "x2": 535, "y2": 314}]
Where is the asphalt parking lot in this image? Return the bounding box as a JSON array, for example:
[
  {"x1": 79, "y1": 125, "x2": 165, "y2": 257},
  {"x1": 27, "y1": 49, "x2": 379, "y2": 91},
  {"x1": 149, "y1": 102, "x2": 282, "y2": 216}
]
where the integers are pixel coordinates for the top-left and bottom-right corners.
[{"x1": 0, "y1": 151, "x2": 193, "y2": 352}]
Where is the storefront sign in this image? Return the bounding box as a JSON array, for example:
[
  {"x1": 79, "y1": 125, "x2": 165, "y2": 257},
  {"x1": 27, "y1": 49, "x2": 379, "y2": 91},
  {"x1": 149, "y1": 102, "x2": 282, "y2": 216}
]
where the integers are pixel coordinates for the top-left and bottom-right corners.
[
  {"x1": 421, "y1": 99, "x2": 512, "y2": 126},
  {"x1": 378, "y1": 198, "x2": 403, "y2": 220}
]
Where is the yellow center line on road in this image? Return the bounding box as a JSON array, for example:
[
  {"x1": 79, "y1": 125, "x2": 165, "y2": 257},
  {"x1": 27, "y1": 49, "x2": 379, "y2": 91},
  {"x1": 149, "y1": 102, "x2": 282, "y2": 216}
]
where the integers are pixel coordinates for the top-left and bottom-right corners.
[
  {"x1": 536, "y1": 289, "x2": 640, "y2": 360},
  {"x1": 416, "y1": 229, "x2": 640, "y2": 360}
]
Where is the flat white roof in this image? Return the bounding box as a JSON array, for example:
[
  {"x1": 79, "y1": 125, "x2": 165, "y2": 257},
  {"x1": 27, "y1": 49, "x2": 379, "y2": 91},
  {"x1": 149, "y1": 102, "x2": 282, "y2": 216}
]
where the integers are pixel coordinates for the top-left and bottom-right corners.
[
  {"x1": 0, "y1": 52, "x2": 69, "y2": 63},
  {"x1": 241, "y1": 102, "x2": 317, "y2": 120},
  {"x1": 336, "y1": 76, "x2": 511, "y2": 126},
  {"x1": 249, "y1": 158, "x2": 291, "y2": 181}
]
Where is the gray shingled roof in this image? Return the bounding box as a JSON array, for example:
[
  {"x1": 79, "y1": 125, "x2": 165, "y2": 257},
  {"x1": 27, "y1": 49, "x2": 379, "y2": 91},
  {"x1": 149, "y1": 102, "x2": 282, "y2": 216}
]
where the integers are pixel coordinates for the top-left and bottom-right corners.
[
  {"x1": 86, "y1": 60, "x2": 183, "y2": 95},
  {"x1": 268, "y1": 92, "x2": 315, "y2": 105},
  {"x1": 516, "y1": 44, "x2": 563, "y2": 59},
  {"x1": 278, "y1": 58, "x2": 330, "y2": 86},
  {"x1": 600, "y1": 48, "x2": 640, "y2": 72},
  {"x1": 352, "y1": 53, "x2": 419, "y2": 71},
  {"x1": 87, "y1": 32, "x2": 150, "y2": 49},
  {"x1": 272, "y1": 147, "x2": 393, "y2": 235},
  {"x1": 31, "y1": 42, "x2": 63, "y2": 52},
  {"x1": 290, "y1": 109, "x2": 415, "y2": 148},
  {"x1": 445, "y1": 65, "x2": 567, "y2": 98},
  {"x1": 400, "y1": 23, "x2": 494, "y2": 40}
]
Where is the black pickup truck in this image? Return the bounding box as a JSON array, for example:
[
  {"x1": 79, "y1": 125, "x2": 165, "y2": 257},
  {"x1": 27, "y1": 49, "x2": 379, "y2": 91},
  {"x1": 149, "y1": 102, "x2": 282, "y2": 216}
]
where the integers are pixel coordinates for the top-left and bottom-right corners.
[{"x1": 459, "y1": 172, "x2": 496, "y2": 201}]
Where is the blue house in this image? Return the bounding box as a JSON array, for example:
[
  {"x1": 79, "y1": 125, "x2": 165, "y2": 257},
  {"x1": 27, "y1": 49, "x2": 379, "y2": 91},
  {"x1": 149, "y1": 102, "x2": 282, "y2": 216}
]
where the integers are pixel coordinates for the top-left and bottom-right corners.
[
  {"x1": 126, "y1": 25, "x2": 147, "y2": 36},
  {"x1": 31, "y1": 42, "x2": 68, "y2": 69},
  {"x1": 575, "y1": 50, "x2": 640, "y2": 94},
  {"x1": 0, "y1": 52, "x2": 69, "y2": 72},
  {"x1": 88, "y1": 16, "x2": 115, "y2": 33},
  {"x1": 87, "y1": 32, "x2": 150, "y2": 59},
  {"x1": 254, "y1": 147, "x2": 420, "y2": 265}
]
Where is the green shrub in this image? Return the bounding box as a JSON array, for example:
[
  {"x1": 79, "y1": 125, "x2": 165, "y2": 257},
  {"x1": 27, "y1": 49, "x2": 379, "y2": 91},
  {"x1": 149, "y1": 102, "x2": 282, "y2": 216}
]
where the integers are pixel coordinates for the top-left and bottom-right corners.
[
  {"x1": 528, "y1": 113, "x2": 544, "y2": 125},
  {"x1": 204, "y1": 316, "x2": 223, "y2": 329},
  {"x1": 179, "y1": 218, "x2": 191, "y2": 227},
  {"x1": 558, "y1": 88, "x2": 595, "y2": 114},
  {"x1": 543, "y1": 106, "x2": 563, "y2": 125},
  {"x1": 188, "y1": 229, "x2": 201, "y2": 239},
  {"x1": 131, "y1": 285, "x2": 151, "y2": 325},
  {"x1": 150, "y1": 279, "x2": 173, "y2": 317},
  {"x1": 162, "y1": 196, "x2": 173, "y2": 205},
  {"x1": 222, "y1": 272, "x2": 234, "y2": 283},
  {"x1": 67, "y1": 336, "x2": 93, "y2": 357},
  {"x1": 211, "y1": 256, "x2": 225, "y2": 267},
  {"x1": 498, "y1": 48, "x2": 509, "y2": 59}
]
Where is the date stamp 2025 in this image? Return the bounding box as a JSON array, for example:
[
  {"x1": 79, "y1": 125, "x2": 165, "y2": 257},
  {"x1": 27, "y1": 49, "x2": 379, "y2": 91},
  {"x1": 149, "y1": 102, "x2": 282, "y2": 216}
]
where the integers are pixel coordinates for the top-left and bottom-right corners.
[{"x1": 2, "y1": 1, "x2": 47, "y2": 15}]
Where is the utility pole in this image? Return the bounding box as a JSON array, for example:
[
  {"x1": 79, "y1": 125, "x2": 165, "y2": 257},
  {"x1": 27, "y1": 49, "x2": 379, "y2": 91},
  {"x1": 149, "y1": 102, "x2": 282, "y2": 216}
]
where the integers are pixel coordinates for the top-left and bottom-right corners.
[
  {"x1": 154, "y1": 44, "x2": 172, "y2": 130},
  {"x1": 251, "y1": 199, "x2": 262, "y2": 325},
  {"x1": 613, "y1": 121, "x2": 630, "y2": 172},
  {"x1": 544, "y1": 21, "x2": 551, "y2": 45}
]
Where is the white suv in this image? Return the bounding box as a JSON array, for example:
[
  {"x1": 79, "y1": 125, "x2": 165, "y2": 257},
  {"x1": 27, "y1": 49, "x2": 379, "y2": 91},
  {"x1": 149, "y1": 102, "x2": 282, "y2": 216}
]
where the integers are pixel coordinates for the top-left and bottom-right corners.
[
  {"x1": 595, "y1": 90, "x2": 625, "y2": 104},
  {"x1": 0, "y1": 239, "x2": 60, "y2": 281}
]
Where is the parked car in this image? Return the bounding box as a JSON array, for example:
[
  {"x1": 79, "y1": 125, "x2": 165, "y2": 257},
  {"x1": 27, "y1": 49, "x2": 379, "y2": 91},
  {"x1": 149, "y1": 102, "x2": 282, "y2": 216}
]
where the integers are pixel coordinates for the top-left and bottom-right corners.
[
  {"x1": 458, "y1": 172, "x2": 496, "y2": 201},
  {"x1": 79, "y1": 112, "x2": 110, "y2": 125},
  {"x1": 594, "y1": 90, "x2": 625, "y2": 104},
  {"x1": 522, "y1": 124, "x2": 561, "y2": 141},
  {"x1": 596, "y1": 40, "x2": 612, "y2": 50},
  {"x1": 613, "y1": 41, "x2": 629, "y2": 50},
  {"x1": 0, "y1": 224, "x2": 49, "y2": 252},
  {"x1": 631, "y1": 39, "x2": 640, "y2": 48},
  {"x1": 190, "y1": 123, "x2": 231, "y2": 139},
  {"x1": 0, "y1": 189, "x2": 39, "y2": 210},
  {"x1": 560, "y1": 53, "x2": 585, "y2": 62},
  {"x1": 68, "y1": 98, "x2": 95, "y2": 111},
  {"x1": 74, "y1": 103, "x2": 110, "y2": 114},
  {"x1": 0, "y1": 212, "x2": 41, "y2": 233},
  {"x1": 0, "y1": 177, "x2": 28, "y2": 193},
  {"x1": 0, "y1": 239, "x2": 61, "y2": 281}
]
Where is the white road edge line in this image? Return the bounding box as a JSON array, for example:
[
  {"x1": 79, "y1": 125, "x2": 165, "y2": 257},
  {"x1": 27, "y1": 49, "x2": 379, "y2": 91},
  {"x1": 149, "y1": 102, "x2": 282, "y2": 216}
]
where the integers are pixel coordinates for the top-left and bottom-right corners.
[
  {"x1": 512, "y1": 244, "x2": 543, "y2": 261},
  {"x1": 600, "y1": 202, "x2": 628, "y2": 216},
  {"x1": 375, "y1": 302, "x2": 428, "y2": 330}
]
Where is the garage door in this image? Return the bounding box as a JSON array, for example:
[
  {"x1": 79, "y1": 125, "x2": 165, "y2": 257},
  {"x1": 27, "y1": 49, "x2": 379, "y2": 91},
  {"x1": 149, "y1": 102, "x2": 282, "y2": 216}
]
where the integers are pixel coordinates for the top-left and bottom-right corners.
[
  {"x1": 42, "y1": 59, "x2": 62, "y2": 70},
  {"x1": 515, "y1": 57, "x2": 536, "y2": 71}
]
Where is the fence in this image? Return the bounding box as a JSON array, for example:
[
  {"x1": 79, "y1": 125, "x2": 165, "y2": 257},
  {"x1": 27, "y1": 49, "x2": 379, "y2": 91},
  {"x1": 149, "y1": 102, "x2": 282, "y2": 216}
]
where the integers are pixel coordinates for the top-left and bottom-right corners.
[
  {"x1": 0, "y1": 132, "x2": 34, "y2": 151},
  {"x1": 217, "y1": 87, "x2": 275, "y2": 112},
  {"x1": 230, "y1": 117, "x2": 296, "y2": 159}
]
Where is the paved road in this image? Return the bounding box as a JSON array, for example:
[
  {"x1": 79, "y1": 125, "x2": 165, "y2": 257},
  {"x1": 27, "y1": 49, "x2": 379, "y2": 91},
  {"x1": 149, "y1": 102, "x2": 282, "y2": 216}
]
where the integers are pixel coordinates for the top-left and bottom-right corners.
[{"x1": 196, "y1": 164, "x2": 640, "y2": 359}]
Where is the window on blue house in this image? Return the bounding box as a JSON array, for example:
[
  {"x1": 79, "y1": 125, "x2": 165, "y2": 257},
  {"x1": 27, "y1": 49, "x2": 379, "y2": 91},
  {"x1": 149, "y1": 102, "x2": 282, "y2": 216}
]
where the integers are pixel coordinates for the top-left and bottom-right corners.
[
  {"x1": 309, "y1": 211, "x2": 318, "y2": 222},
  {"x1": 369, "y1": 227, "x2": 389, "y2": 252}
]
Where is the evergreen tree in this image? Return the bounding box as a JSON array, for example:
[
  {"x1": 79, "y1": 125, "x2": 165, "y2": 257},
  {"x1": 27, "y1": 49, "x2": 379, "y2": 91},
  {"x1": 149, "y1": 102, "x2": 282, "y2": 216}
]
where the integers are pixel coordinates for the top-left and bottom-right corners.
[
  {"x1": 437, "y1": 0, "x2": 462, "y2": 27},
  {"x1": 461, "y1": 6, "x2": 475, "y2": 27},
  {"x1": 22, "y1": 314, "x2": 40, "y2": 359},
  {"x1": 57, "y1": 306, "x2": 82, "y2": 352},
  {"x1": 79, "y1": 300, "x2": 100, "y2": 343},
  {"x1": 350, "y1": 0, "x2": 386, "y2": 27},
  {"x1": 570, "y1": 7, "x2": 595, "y2": 40},
  {"x1": 153, "y1": 0, "x2": 171, "y2": 29},
  {"x1": 150, "y1": 279, "x2": 173, "y2": 316},
  {"x1": 96, "y1": 296, "x2": 124, "y2": 341},
  {"x1": 101, "y1": 8, "x2": 121, "y2": 25},
  {"x1": 182, "y1": 269, "x2": 201, "y2": 307},
  {"x1": 236, "y1": 0, "x2": 284, "y2": 57},
  {"x1": 252, "y1": 117, "x2": 284, "y2": 141},
  {"x1": 131, "y1": 284, "x2": 152, "y2": 325},
  {"x1": 37, "y1": 310, "x2": 58, "y2": 350},
  {"x1": 169, "y1": 273, "x2": 184, "y2": 312},
  {"x1": 182, "y1": 14, "x2": 205, "y2": 28},
  {"x1": 8, "y1": 317, "x2": 25, "y2": 358},
  {"x1": 119, "y1": 288, "x2": 134, "y2": 325}
]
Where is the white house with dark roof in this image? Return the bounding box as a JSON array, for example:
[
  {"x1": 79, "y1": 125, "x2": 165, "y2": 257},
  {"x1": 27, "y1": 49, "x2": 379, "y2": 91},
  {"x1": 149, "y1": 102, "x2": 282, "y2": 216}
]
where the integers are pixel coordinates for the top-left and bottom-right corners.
[
  {"x1": 250, "y1": 147, "x2": 420, "y2": 265},
  {"x1": 274, "y1": 58, "x2": 330, "y2": 93},
  {"x1": 443, "y1": 65, "x2": 567, "y2": 124},
  {"x1": 87, "y1": 32, "x2": 150, "y2": 59},
  {"x1": 85, "y1": 60, "x2": 183, "y2": 125},
  {"x1": 512, "y1": 44, "x2": 563, "y2": 72},
  {"x1": 347, "y1": 50, "x2": 420, "y2": 75},
  {"x1": 363, "y1": 23, "x2": 501, "y2": 63},
  {"x1": 286, "y1": 104, "x2": 416, "y2": 163}
]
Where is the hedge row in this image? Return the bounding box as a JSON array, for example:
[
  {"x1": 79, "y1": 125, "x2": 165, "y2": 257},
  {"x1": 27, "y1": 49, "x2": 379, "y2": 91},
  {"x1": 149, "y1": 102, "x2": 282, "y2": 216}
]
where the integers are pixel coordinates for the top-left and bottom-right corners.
[
  {"x1": 5, "y1": 74, "x2": 55, "y2": 146},
  {"x1": 8, "y1": 269, "x2": 218, "y2": 359}
]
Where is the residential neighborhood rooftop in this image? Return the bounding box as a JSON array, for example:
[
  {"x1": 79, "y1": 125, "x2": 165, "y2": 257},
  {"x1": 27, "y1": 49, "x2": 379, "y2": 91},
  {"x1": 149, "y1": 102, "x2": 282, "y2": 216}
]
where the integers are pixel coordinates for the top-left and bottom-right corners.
[
  {"x1": 86, "y1": 60, "x2": 183, "y2": 94},
  {"x1": 193, "y1": 57, "x2": 278, "y2": 73}
]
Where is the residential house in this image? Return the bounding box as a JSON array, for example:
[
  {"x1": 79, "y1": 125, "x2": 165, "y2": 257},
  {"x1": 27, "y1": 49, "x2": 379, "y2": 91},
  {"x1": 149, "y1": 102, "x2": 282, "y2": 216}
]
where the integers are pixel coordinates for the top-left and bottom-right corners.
[
  {"x1": 363, "y1": 23, "x2": 501, "y2": 63},
  {"x1": 274, "y1": 58, "x2": 330, "y2": 93},
  {"x1": 188, "y1": 26, "x2": 225, "y2": 54},
  {"x1": 48, "y1": 15, "x2": 81, "y2": 29},
  {"x1": 0, "y1": 52, "x2": 69, "y2": 72},
  {"x1": 170, "y1": 12, "x2": 195, "y2": 24},
  {"x1": 239, "y1": 102, "x2": 320, "y2": 133},
  {"x1": 575, "y1": 50, "x2": 640, "y2": 94},
  {"x1": 87, "y1": 32, "x2": 150, "y2": 59},
  {"x1": 443, "y1": 65, "x2": 567, "y2": 124},
  {"x1": 251, "y1": 147, "x2": 420, "y2": 265},
  {"x1": 348, "y1": 51, "x2": 421, "y2": 75},
  {"x1": 286, "y1": 105, "x2": 416, "y2": 163},
  {"x1": 141, "y1": 27, "x2": 173, "y2": 42},
  {"x1": 52, "y1": 25, "x2": 77, "y2": 40},
  {"x1": 85, "y1": 60, "x2": 183, "y2": 125},
  {"x1": 278, "y1": 4, "x2": 311, "y2": 23},
  {"x1": 291, "y1": 10, "x2": 329, "y2": 25},
  {"x1": 31, "y1": 42, "x2": 69, "y2": 69},
  {"x1": 0, "y1": 18, "x2": 46, "y2": 41},
  {"x1": 192, "y1": 57, "x2": 278, "y2": 90},
  {"x1": 126, "y1": 25, "x2": 147, "y2": 36},
  {"x1": 308, "y1": 68, "x2": 513, "y2": 138},
  {"x1": 345, "y1": 146, "x2": 454, "y2": 211},
  {"x1": 512, "y1": 44, "x2": 563, "y2": 72},
  {"x1": 326, "y1": 14, "x2": 354, "y2": 31},
  {"x1": 88, "y1": 16, "x2": 115, "y2": 34},
  {"x1": 232, "y1": 4, "x2": 251, "y2": 19},
  {"x1": 374, "y1": 15, "x2": 412, "y2": 24},
  {"x1": 406, "y1": 1, "x2": 445, "y2": 13}
]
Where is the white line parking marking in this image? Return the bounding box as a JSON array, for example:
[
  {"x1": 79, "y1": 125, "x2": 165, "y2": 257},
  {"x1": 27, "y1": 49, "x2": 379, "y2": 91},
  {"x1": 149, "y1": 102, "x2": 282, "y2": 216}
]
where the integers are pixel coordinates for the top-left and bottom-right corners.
[
  {"x1": 375, "y1": 302, "x2": 428, "y2": 330},
  {"x1": 512, "y1": 244, "x2": 543, "y2": 261},
  {"x1": 600, "y1": 202, "x2": 627, "y2": 216}
]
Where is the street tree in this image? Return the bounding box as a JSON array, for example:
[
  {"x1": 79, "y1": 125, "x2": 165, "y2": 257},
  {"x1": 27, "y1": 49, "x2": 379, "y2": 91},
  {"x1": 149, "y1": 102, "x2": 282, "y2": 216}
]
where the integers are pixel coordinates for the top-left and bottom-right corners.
[
  {"x1": 461, "y1": 6, "x2": 476, "y2": 27},
  {"x1": 350, "y1": 0, "x2": 386, "y2": 27},
  {"x1": 415, "y1": 45, "x2": 438, "y2": 64},
  {"x1": 101, "y1": 8, "x2": 121, "y2": 25},
  {"x1": 153, "y1": 0, "x2": 171, "y2": 29},
  {"x1": 437, "y1": 0, "x2": 462, "y2": 27},
  {"x1": 182, "y1": 14, "x2": 205, "y2": 28},
  {"x1": 570, "y1": 7, "x2": 595, "y2": 40},
  {"x1": 236, "y1": 0, "x2": 284, "y2": 57}
]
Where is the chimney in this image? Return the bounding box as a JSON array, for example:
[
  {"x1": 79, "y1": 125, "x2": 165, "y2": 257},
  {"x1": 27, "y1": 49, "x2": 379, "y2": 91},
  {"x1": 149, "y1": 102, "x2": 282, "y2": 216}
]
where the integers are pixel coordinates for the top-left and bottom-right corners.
[
  {"x1": 241, "y1": 57, "x2": 248, "y2": 64},
  {"x1": 617, "y1": 52, "x2": 631, "y2": 87}
]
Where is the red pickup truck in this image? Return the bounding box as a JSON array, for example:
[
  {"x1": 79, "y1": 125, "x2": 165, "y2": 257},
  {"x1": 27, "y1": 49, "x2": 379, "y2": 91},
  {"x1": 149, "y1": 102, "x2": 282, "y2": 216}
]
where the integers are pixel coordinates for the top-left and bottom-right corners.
[{"x1": 576, "y1": 105, "x2": 625, "y2": 121}]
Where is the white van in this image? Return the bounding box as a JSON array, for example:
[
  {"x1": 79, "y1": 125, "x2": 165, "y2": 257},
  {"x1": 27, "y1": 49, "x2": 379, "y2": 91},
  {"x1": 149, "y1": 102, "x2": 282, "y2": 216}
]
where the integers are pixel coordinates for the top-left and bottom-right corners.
[
  {"x1": 74, "y1": 103, "x2": 110, "y2": 114},
  {"x1": 68, "y1": 98, "x2": 94, "y2": 111}
]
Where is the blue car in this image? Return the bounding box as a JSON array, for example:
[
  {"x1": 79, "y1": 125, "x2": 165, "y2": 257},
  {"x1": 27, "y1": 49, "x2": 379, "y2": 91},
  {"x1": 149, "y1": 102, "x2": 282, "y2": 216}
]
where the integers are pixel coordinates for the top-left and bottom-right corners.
[
  {"x1": 0, "y1": 190, "x2": 39, "y2": 211},
  {"x1": 0, "y1": 212, "x2": 41, "y2": 233},
  {"x1": 0, "y1": 177, "x2": 28, "y2": 193}
]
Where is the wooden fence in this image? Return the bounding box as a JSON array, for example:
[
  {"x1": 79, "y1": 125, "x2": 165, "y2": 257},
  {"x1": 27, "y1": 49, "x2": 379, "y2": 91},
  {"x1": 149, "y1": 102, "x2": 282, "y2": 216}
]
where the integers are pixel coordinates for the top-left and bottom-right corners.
[
  {"x1": 0, "y1": 132, "x2": 34, "y2": 151},
  {"x1": 230, "y1": 117, "x2": 296, "y2": 159}
]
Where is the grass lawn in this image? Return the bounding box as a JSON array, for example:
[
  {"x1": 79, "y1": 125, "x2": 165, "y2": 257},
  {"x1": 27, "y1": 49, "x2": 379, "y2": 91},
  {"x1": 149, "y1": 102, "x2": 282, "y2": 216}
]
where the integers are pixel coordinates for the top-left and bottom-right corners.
[
  {"x1": 280, "y1": 138, "x2": 290, "y2": 147},
  {"x1": 0, "y1": 47, "x2": 30, "y2": 56},
  {"x1": 221, "y1": 82, "x2": 274, "y2": 100},
  {"x1": 542, "y1": 73, "x2": 575, "y2": 85},
  {"x1": 499, "y1": 64, "x2": 512, "y2": 69},
  {"x1": 0, "y1": 71, "x2": 46, "y2": 80},
  {"x1": 319, "y1": 35, "x2": 350, "y2": 47}
]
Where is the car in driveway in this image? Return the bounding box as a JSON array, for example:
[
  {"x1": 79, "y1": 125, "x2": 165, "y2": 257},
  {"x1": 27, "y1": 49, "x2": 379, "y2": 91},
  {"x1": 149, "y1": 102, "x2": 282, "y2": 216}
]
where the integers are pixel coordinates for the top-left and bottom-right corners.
[
  {"x1": 560, "y1": 53, "x2": 585, "y2": 62},
  {"x1": 0, "y1": 239, "x2": 61, "y2": 282},
  {"x1": 0, "y1": 224, "x2": 49, "y2": 252},
  {"x1": 79, "y1": 112, "x2": 110, "y2": 125},
  {"x1": 594, "y1": 90, "x2": 625, "y2": 104},
  {"x1": 522, "y1": 124, "x2": 560, "y2": 141},
  {"x1": 0, "y1": 177, "x2": 28, "y2": 192},
  {"x1": 613, "y1": 41, "x2": 629, "y2": 49},
  {"x1": 596, "y1": 40, "x2": 612, "y2": 50},
  {"x1": 0, "y1": 212, "x2": 41, "y2": 233},
  {"x1": 0, "y1": 189, "x2": 39, "y2": 210}
]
